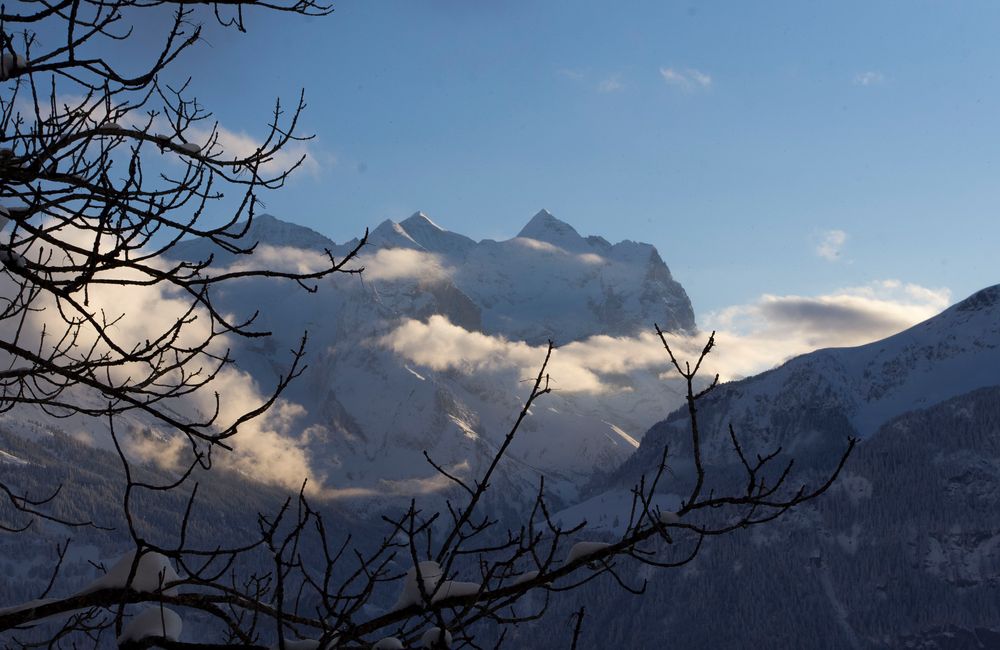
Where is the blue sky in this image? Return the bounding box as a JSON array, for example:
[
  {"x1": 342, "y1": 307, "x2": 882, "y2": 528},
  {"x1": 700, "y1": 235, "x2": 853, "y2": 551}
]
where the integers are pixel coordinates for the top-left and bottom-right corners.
[{"x1": 166, "y1": 1, "x2": 998, "y2": 316}]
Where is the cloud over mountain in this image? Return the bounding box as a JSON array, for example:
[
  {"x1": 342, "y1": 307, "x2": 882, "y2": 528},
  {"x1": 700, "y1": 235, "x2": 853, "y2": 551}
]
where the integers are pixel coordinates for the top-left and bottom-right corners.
[{"x1": 383, "y1": 281, "x2": 952, "y2": 387}]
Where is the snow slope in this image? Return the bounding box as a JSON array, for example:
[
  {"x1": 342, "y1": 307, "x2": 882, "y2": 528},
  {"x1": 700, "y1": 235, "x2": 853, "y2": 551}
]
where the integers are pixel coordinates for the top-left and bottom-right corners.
[
  {"x1": 535, "y1": 385, "x2": 1000, "y2": 649},
  {"x1": 533, "y1": 288, "x2": 1000, "y2": 647},
  {"x1": 597, "y1": 284, "x2": 1000, "y2": 500}
]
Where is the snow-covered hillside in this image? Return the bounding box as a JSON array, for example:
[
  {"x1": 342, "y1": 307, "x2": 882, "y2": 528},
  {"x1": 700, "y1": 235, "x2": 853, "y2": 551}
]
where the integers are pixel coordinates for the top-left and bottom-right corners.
[
  {"x1": 537, "y1": 286, "x2": 1000, "y2": 648},
  {"x1": 526, "y1": 384, "x2": 1000, "y2": 649},
  {"x1": 590, "y1": 283, "x2": 1000, "y2": 510}
]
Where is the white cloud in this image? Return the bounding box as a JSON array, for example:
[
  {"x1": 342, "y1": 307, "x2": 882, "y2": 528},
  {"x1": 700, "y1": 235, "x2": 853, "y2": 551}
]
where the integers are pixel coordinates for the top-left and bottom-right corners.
[
  {"x1": 16, "y1": 92, "x2": 324, "y2": 179},
  {"x1": 382, "y1": 315, "x2": 609, "y2": 392},
  {"x1": 854, "y1": 71, "x2": 885, "y2": 86},
  {"x1": 95, "y1": 246, "x2": 450, "y2": 493},
  {"x1": 577, "y1": 252, "x2": 605, "y2": 265},
  {"x1": 513, "y1": 237, "x2": 561, "y2": 253},
  {"x1": 817, "y1": 229, "x2": 848, "y2": 261},
  {"x1": 687, "y1": 69, "x2": 712, "y2": 87},
  {"x1": 702, "y1": 281, "x2": 951, "y2": 378},
  {"x1": 212, "y1": 245, "x2": 449, "y2": 284},
  {"x1": 314, "y1": 461, "x2": 474, "y2": 500},
  {"x1": 361, "y1": 248, "x2": 453, "y2": 282},
  {"x1": 598, "y1": 76, "x2": 624, "y2": 93},
  {"x1": 382, "y1": 281, "x2": 952, "y2": 390},
  {"x1": 219, "y1": 245, "x2": 452, "y2": 284},
  {"x1": 512, "y1": 237, "x2": 606, "y2": 265},
  {"x1": 221, "y1": 244, "x2": 333, "y2": 275},
  {"x1": 1, "y1": 221, "x2": 326, "y2": 493},
  {"x1": 660, "y1": 67, "x2": 712, "y2": 91},
  {"x1": 187, "y1": 124, "x2": 322, "y2": 178},
  {"x1": 378, "y1": 461, "x2": 471, "y2": 495}
]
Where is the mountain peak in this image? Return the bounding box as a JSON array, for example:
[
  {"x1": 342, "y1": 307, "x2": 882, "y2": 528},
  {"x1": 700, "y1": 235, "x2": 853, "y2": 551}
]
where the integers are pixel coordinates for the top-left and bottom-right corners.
[
  {"x1": 165, "y1": 213, "x2": 348, "y2": 264},
  {"x1": 516, "y1": 209, "x2": 584, "y2": 246},
  {"x1": 401, "y1": 211, "x2": 444, "y2": 232},
  {"x1": 954, "y1": 284, "x2": 1000, "y2": 313},
  {"x1": 396, "y1": 212, "x2": 477, "y2": 256},
  {"x1": 243, "y1": 213, "x2": 337, "y2": 250},
  {"x1": 370, "y1": 218, "x2": 420, "y2": 249}
]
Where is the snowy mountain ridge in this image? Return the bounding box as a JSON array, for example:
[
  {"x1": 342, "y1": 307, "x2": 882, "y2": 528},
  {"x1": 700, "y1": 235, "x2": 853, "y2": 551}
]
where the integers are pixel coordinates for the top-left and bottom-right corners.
[
  {"x1": 147, "y1": 210, "x2": 697, "y2": 509},
  {"x1": 536, "y1": 288, "x2": 1000, "y2": 649},
  {"x1": 208, "y1": 209, "x2": 695, "y2": 344},
  {"x1": 413, "y1": 208, "x2": 695, "y2": 344},
  {"x1": 588, "y1": 283, "x2": 1000, "y2": 513},
  {"x1": 710, "y1": 282, "x2": 1000, "y2": 445}
]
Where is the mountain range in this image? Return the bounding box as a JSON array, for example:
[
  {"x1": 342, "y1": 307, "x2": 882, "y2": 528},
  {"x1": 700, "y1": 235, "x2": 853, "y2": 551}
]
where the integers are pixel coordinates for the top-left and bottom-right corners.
[
  {"x1": 2, "y1": 210, "x2": 999, "y2": 648},
  {"x1": 152, "y1": 213, "x2": 1000, "y2": 644}
]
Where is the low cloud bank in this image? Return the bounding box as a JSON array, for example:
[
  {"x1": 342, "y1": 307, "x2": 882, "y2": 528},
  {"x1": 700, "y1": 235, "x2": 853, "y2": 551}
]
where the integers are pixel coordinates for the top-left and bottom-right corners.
[
  {"x1": 361, "y1": 248, "x2": 453, "y2": 282},
  {"x1": 382, "y1": 281, "x2": 952, "y2": 388},
  {"x1": 215, "y1": 245, "x2": 450, "y2": 284},
  {"x1": 705, "y1": 280, "x2": 950, "y2": 377}
]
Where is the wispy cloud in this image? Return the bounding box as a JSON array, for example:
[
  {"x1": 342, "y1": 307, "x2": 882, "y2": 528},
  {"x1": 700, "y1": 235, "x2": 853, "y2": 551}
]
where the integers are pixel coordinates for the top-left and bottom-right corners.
[
  {"x1": 556, "y1": 68, "x2": 585, "y2": 80},
  {"x1": 511, "y1": 236, "x2": 606, "y2": 265},
  {"x1": 361, "y1": 248, "x2": 453, "y2": 282},
  {"x1": 218, "y1": 244, "x2": 452, "y2": 284},
  {"x1": 189, "y1": 124, "x2": 323, "y2": 178},
  {"x1": 854, "y1": 71, "x2": 884, "y2": 86},
  {"x1": 13, "y1": 94, "x2": 327, "y2": 181},
  {"x1": 702, "y1": 281, "x2": 951, "y2": 377},
  {"x1": 598, "y1": 76, "x2": 624, "y2": 93},
  {"x1": 817, "y1": 229, "x2": 848, "y2": 261},
  {"x1": 3, "y1": 223, "x2": 329, "y2": 494},
  {"x1": 557, "y1": 68, "x2": 626, "y2": 94},
  {"x1": 660, "y1": 67, "x2": 712, "y2": 91}
]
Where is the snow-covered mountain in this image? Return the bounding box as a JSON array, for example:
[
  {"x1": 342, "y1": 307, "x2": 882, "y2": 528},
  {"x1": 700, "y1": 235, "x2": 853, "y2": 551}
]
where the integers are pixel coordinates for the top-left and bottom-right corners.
[
  {"x1": 531, "y1": 285, "x2": 1000, "y2": 648},
  {"x1": 5, "y1": 201, "x2": 999, "y2": 646},
  {"x1": 375, "y1": 209, "x2": 696, "y2": 344},
  {"x1": 591, "y1": 283, "x2": 1000, "y2": 504},
  {"x1": 525, "y1": 385, "x2": 1000, "y2": 649},
  {"x1": 174, "y1": 211, "x2": 695, "y2": 344},
  {"x1": 160, "y1": 211, "x2": 696, "y2": 508}
]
